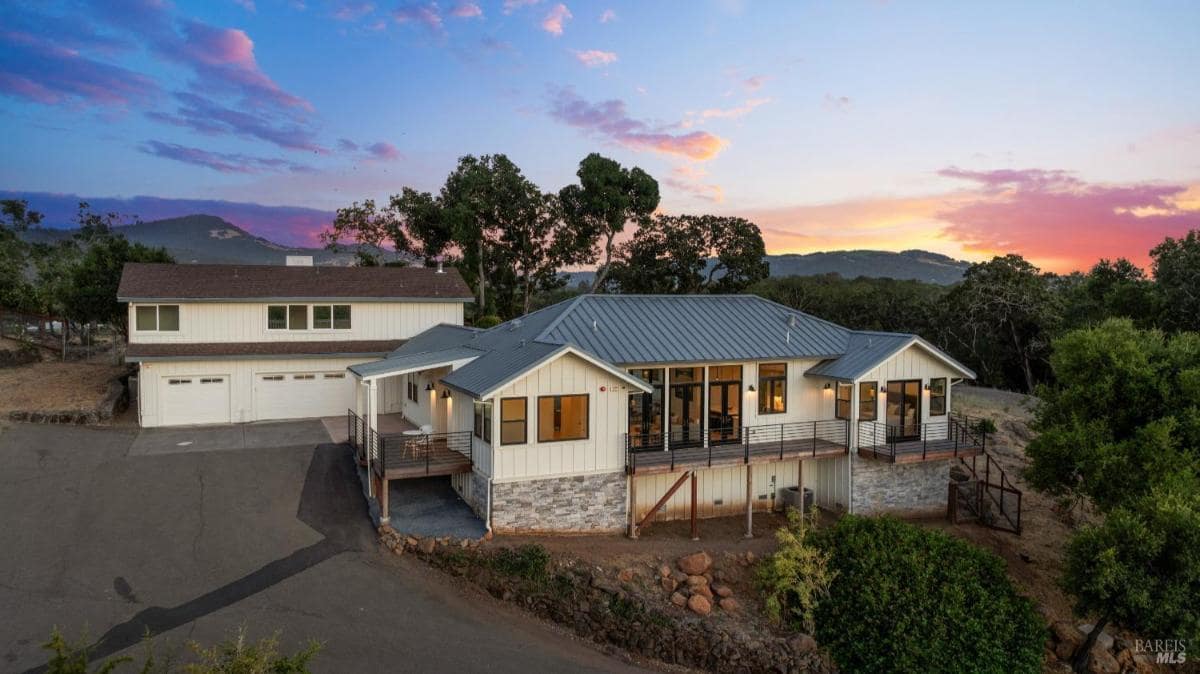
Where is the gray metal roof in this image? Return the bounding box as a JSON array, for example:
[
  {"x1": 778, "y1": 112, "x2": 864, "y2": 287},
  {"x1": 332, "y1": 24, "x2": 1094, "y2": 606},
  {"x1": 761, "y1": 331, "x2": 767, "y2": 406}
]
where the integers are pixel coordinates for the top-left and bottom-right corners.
[
  {"x1": 348, "y1": 346, "x2": 482, "y2": 379},
  {"x1": 806, "y1": 331, "x2": 977, "y2": 380},
  {"x1": 389, "y1": 323, "x2": 482, "y2": 357}
]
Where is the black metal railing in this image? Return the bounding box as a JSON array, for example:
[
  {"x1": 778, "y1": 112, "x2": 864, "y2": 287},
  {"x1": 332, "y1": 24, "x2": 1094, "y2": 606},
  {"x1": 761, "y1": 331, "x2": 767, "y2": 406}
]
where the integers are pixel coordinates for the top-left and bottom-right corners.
[
  {"x1": 625, "y1": 419, "x2": 850, "y2": 473},
  {"x1": 376, "y1": 430, "x2": 473, "y2": 476},
  {"x1": 955, "y1": 451, "x2": 1022, "y2": 534},
  {"x1": 346, "y1": 409, "x2": 366, "y2": 463},
  {"x1": 857, "y1": 417, "x2": 984, "y2": 462}
]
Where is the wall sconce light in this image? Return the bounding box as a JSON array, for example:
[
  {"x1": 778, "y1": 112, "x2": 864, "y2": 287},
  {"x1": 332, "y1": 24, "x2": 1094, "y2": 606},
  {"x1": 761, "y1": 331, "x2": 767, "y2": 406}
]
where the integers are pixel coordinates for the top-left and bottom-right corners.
[
  {"x1": 923, "y1": 383, "x2": 931, "y2": 391},
  {"x1": 823, "y1": 383, "x2": 831, "y2": 390},
  {"x1": 441, "y1": 389, "x2": 451, "y2": 399},
  {"x1": 425, "y1": 382, "x2": 434, "y2": 391},
  {"x1": 880, "y1": 384, "x2": 886, "y2": 393},
  {"x1": 747, "y1": 385, "x2": 756, "y2": 393}
]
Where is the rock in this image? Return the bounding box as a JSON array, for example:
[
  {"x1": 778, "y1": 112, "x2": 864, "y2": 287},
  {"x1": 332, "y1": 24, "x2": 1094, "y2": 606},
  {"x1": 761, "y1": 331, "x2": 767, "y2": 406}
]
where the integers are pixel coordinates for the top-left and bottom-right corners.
[
  {"x1": 417, "y1": 538, "x2": 436, "y2": 555},
  {"x1": 483, "y1": 530, "x2": 493, "y2": 540},
  {"x1": 660, "y1": 577, "x2": 677, "y2": 593},
  {"x1": 692, "y1": 583, "x2": 714, "y2": 600},
  {"x1": 670, "y1": 592, "x2": 688, "y2": 607},
  {"x1": 744, "y1": 551, "x2": 755, "y2": 564},
  {"x1": 1132, "y1": 653, "x2": 1156, "y2": 674},
  {"x1": 713, "y1": 583, "x2": 733, "y2": 598},
  {"x1": 678, "y1": 551, "x2": 713, "y2": 576},
  {"x1": 459, "y1": 539, "x2": 470, "y2": 548},
  {"x1": 1078, "y1": 624, "x2": 1114, "y2": 652},
  {"x1": 703, "y1": 571, "x2": 714, "y2": 583},
  {"x1": 591, "y1": 576, "x2": 621, "y2": 595},
  {"x1": 718, "y1": 597, "x2": 740, "y2": 612},
  {"x1": 1052, "y1": 621, "x2": 1084, "y2": 650},
  {"x1": 617, "y1": 568, "x2": 635, "y2": 583},
  {"x1": 788, "y1": 634, "x2": 817, "y2": 655},
  {"x1": 670, "y1": 569, "x2": 688, "y2": 583},
  {"x1": 1087, "y1": 646, "x2": 1120, "y2": 674},
  {"x1": 658, "y1": 564, "x2": 671, "y2": 578},
  {"x1": 1055, "y1": 639, "x2": 1077, "y2": 662},
  {"x1": 686, "y1": 574, "x2": 708, "y2": 587},
  {"x1": 687, "y1": 594, "x2": 712, "y2": 616},
  {"x1": 405, "y1": 536, "x2": 419, "y2": 548}
]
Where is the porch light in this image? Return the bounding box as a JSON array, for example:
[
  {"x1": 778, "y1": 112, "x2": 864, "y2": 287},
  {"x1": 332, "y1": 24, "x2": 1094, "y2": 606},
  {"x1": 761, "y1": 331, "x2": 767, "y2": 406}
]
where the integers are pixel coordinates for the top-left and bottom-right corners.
[
  {"x1": 880, "y1": 384, "x2": 886, "y2": 393},
  {"x1": 823, "y1": 383, "x2": 831, "y2": 390},
  {"x1": 747, "y1": 385, "x2": 756, "y2": 393},
  {"x1": 441, "y1": 389, "x2": 451, "y2": 399},
  {"x1": 923, "y1": 383, "x2": 931, "y2": 391},
  {"x1": 425, "y1": 382, "x2": 434, "y2": 391}
]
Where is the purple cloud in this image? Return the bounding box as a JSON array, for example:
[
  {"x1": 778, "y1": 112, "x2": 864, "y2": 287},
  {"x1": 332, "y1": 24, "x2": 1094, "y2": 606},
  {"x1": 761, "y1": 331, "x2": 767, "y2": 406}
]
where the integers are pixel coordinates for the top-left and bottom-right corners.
[
  {"x1": 393, "y1": 3, "x2": 444, "y2": 34},
  {"x1": 366, "y1": 141, "x2": 400, "y2": 160},
  {"x1": 548, "y1": 87, "x2": 727, "y2": 161},
  {"x1": 140, "y1": 140, "x2": 314, "y2": 174},
  {"x1": 0, "y1": 28, "x2": 158, "y2": 108},
  {"x1": 338, "y1": 138, "x2": 360, "y2": 151},
  {"x1": 148, "y1": 92, "x2": 325, "y2": 152},
  {"x1": 333, "y1": 2, "x2": 376, "y2": 21}
]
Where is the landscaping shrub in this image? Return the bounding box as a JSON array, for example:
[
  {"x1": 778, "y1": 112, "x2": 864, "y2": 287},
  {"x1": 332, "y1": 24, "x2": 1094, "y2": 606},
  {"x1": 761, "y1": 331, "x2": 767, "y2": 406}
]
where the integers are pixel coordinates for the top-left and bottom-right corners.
[
  {"x1": 474, "y1": 314, "x2": 503, "y2": 329},
  {"x1": 488, "y1": 544, "x2": 551, "y2": 582},
  {"x1": 755, "y1": 509, "x2": 833, "y2": 633},
  {"x1": 810, "y1": 515, "x2": 1045, "y2": 674}
]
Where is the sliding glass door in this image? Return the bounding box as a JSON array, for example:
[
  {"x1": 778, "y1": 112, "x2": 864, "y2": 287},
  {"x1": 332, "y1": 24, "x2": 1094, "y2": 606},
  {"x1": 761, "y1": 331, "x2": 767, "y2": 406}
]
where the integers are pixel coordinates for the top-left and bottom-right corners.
[
  {"x1": 707, "y1": 365, "x2": 742, "y2": 445},
  {"x1": 886, "y1": 380, "x2": 921, "y2": 441},
  {"x1": 669, "y1": 367, "x2": 703, "y2": 447}
]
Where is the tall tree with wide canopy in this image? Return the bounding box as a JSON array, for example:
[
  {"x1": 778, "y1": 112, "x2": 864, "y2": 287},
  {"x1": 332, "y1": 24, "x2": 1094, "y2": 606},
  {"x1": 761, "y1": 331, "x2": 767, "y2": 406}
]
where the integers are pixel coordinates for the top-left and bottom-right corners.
[
  {"x1": 558, "y1": 153, "x2": 659, "y2": 292},
  {"x1": 0, "y1": 199, "x2": 41, "y2": 309},
  {"x1": 609, "y1": 214, "x2": 769, "y2": 294},
  {"x1": 1151, "y1": 229, "x2": 1200, "y2": 333}
]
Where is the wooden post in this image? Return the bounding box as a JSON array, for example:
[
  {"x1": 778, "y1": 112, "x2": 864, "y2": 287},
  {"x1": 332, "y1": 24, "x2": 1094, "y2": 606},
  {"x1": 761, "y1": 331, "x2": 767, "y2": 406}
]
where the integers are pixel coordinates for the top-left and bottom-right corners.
[
  {"x1": 690, "y1": 472, "x2": 699, "y2": 541},
  {"x1": 378, "y1": 476, "x2": 390, "y2": 525},
  {"x1": 628, "y1": 474, "x2": 638, "y2": 539},
  {"x1": 744, "y1": 465, "x2": 753, "y2": 538}
]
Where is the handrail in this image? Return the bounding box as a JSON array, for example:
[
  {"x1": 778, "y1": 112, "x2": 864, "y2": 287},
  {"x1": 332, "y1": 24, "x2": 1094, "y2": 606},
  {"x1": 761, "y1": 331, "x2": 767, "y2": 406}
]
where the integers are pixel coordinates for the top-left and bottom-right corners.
[
  {"x1": 857, "y1": 417, "x2": 984, "y2": 462},
  {"x1": 376, "y1": 430, "x2": 473, "y2": 476},
  {"x1": 625, "y1": 419, "x2": 850, "y2": 472}
]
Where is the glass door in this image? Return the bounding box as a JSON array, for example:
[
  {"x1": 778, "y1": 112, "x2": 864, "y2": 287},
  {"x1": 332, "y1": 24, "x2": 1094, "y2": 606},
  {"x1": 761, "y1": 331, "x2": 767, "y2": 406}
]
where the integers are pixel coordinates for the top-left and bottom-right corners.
[
  {"x1": 886, "y1": 380, "x2": 921, "y2": 440},
  {"x1": 707, "y1": 365, "x2": 742, "y2": 445},
  {"x1": 669, "y1": 367, "x2": 703, "y2": 448},
  {"x1": 627, "y1": 368, "x2": 664, "y2": 450}
]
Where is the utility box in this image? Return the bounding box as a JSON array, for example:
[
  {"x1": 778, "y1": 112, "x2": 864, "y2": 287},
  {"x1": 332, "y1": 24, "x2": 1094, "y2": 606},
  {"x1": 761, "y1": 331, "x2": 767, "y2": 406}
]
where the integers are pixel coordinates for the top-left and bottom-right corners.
[{"x1": 780, "y1": 486, "x2": 814, "y2": 513}]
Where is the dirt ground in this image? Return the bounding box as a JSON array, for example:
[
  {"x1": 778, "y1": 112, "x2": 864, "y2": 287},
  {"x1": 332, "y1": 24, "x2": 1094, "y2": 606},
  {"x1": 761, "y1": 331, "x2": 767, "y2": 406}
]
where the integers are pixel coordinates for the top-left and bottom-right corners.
[{"x1": 0, "y1": 361, "x2": 127, "y2": 413}]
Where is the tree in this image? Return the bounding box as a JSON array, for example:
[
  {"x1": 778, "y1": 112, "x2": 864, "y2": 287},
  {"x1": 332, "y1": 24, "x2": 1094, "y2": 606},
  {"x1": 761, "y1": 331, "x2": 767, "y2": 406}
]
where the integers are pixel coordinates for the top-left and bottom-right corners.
[
  {"x1": 64, "y1": 233, "x2": 173, "y2": 333},
  {"x1": 610, "y1": 214, "x2": 769, "y2": 294},
  {"x1": 1058, "y1": 258, "x2": 1158, "y2": 330},
  {"x1": 944, "y1": 255, "x2": 1060, "y2": 392},
  {"x1": 559, "y1": 153, "x2": 659, "y2": 292},
  {"x1": 1151, "y1": 229, "x2": 1200, "y2": 333},
  {"x1": 1025, "y1": 319, "x2": 1200, "y2": 512},
  {"x1": 0, "y1": 199, "x2": 41, "y2": 309},
  {"x1": 1061, "y1": 484, "x2": 1200, "y2": 672}
]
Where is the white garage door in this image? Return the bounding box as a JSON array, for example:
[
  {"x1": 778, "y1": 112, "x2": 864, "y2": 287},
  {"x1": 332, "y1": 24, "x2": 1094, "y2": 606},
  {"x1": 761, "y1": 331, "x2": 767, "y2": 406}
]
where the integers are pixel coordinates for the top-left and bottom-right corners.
[
  {"x1": 159, "y1": 375, "x2": 231, "y2": 426},
  {"x1": 253, "y1": 371, "x2": 355, "y2": 421}
]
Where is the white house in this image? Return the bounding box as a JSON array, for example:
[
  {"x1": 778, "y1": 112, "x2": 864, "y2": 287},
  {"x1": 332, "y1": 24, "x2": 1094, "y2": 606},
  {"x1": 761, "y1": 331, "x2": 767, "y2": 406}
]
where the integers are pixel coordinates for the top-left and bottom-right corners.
[
  {"x1": 342, "y1": 294, "x2": 991, "y2": 536},
  {"x1": 117, "y1": 260, "x2": 473, "y2": 427}
]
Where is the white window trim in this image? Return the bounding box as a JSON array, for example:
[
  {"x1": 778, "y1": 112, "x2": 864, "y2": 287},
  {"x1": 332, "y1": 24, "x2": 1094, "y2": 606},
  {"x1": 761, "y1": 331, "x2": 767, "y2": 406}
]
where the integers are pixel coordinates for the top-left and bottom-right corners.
[
  {"x1": 267, "y1": 304, "x2": 311, "y2": 332},
  {"x1": 310, "y1": 304, "x2": 353, "y2": 332},
  {"x1": 134, "y1": 304, "x2": 180, "y2": 332}
]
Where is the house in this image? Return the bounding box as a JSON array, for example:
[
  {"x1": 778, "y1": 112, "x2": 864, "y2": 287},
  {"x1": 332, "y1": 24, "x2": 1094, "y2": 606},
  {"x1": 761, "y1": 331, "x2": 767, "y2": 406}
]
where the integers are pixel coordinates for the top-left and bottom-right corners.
[
  {"x1": 116, "y1": 259, "x2": 473, "y2": 427},
  {"x1": 344, "y1": 294, "x2": 986, "y2": 536}
]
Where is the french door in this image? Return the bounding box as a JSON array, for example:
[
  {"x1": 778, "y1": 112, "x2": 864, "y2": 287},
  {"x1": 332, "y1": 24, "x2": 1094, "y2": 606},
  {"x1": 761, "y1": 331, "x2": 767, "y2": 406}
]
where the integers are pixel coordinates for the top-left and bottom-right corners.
[{"x1": 886, "y1": 380, "x2": 921, "y2": 441}]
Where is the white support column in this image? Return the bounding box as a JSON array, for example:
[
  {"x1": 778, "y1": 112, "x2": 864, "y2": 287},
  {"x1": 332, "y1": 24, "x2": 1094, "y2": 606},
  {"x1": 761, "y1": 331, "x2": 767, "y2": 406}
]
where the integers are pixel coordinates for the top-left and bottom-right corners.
[{"x1": 368, "y1": 379, "x2": 379, "y2": 437}]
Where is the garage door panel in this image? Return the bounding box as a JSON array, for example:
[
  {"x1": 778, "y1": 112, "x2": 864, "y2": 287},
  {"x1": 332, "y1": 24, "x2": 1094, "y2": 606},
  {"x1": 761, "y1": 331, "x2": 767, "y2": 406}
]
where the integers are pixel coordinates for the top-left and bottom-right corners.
[
  {"x1": 253, "y1": 371, "x2": 354, "y2": 421},
  {"x1": 160, "y1": 375, "x2": 230, "y2": 426}
]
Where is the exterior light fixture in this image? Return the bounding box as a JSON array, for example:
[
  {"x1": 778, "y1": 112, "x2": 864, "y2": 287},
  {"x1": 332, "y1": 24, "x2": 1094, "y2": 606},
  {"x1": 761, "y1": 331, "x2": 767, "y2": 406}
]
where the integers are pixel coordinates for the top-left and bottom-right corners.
[
  {"x1": 823, "y1": 383, "x2": 831, "y2": 390},
  {"x1": 880, "y1": 384, "x2": 886, "y2": 393},
  {"x1": 425, "y1": 382, "x2": 434, "y2": 391},
  {"x1": 748, "y1": 385, "x2": 756, "y2": 393},
  {"x1": 441, "y1": 389, "x2": 451, "y2": 399},
  {"x1": 924, "y1": 383, "x2": 931, "y2": 391}
]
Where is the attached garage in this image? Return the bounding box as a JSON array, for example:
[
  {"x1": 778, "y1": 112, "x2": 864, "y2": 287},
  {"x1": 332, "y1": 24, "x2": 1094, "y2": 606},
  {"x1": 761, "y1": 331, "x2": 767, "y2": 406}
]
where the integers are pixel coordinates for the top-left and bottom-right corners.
[
  {"x1": 158, "y1": 375, "x2": 231, "y2": 426},
  {"x1": 253, "y1": 370, "x2": 355, "y2": 421}
]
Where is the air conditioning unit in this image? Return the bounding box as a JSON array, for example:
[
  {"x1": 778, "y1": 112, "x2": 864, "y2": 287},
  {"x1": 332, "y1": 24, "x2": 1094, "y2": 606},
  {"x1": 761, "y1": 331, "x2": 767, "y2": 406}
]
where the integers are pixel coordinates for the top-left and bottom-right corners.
[{"x1": 779, "y1": 486, "x2": 814, "y2": 513}]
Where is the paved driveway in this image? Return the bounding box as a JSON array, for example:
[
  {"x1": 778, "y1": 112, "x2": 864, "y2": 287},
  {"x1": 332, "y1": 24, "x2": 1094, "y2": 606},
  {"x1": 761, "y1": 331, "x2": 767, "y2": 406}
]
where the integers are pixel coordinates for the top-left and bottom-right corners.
[{"x1": 0, "y1": 423, "x2": 643, "y2": 673}]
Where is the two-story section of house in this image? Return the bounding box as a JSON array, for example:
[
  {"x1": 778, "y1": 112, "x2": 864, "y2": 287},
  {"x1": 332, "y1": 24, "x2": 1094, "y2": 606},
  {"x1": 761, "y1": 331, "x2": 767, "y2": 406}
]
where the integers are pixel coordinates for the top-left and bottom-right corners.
[{"x1": 117, "y1": 259, "x2": 473, "y2": 427}]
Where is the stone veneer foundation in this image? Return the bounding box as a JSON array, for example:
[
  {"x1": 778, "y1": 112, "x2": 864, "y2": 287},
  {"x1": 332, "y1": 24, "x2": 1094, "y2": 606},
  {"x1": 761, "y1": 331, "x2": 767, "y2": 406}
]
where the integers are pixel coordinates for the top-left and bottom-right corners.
[
  {"x1": 851, "y1": 454, "x2": 950, "y2": 516},
  {"x1": 491, "y1": 471, "x2": 628, "y2": 533}
]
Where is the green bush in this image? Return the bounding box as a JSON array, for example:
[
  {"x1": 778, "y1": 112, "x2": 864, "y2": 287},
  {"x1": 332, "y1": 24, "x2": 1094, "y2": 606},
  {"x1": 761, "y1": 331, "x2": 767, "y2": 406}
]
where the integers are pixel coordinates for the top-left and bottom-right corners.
[
  {"x1": 474, "y1": 314, "x2": 503, "y2": 329},
  {"x1": 755, "y1": 509, "x2": 833, "y2": 633},
  {"x1": 489, "y1": 544, "x2": 551, "y2": 581},
  {"x1": 971, "y1": 417, "x2": 998, "y2": 436},
  {"x1": 810, "y1": 516, "x2": 1045, "y2": 674}
]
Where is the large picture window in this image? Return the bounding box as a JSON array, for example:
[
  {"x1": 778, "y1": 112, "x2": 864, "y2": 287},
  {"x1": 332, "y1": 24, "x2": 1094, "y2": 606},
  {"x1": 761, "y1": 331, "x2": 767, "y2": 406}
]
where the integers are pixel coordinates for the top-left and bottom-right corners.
[
  {"x1": 268, "y1": 305, "x2": 308, "y2": 330},
  {"x1": 500, "y1": 397, "x2": 527, "y2": 445},
  {"x1": 929, "y1": 378, "x2": 947, "y2": 416},
  {"x1": 835, "y1": 382, "x2": 852, "y2": 420},
  {"x1": 538, "y1": 394, "x2": 588, "y2": 442},
  {"x1": 859, "y1": 381, "x2": 878, "y2": 421},
  {"x1": 473, "y1": 401, "x2": 492, "y2": 443},
  {"x1": 313, "y1": 304, "x2": 352, "y2": 330},
  {"x1": 135, "y1": 305, "x2": 179, "y2": 331},
  {"x1": 758, "y1": 363, "x2": 787, "y2": 414}
]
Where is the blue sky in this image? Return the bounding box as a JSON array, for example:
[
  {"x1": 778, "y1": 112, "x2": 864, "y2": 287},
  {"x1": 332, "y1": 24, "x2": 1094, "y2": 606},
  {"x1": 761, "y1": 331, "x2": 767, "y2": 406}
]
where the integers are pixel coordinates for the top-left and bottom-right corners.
[{"x1": 2, "y1": 0, "x2": 1198, "y2": 270}]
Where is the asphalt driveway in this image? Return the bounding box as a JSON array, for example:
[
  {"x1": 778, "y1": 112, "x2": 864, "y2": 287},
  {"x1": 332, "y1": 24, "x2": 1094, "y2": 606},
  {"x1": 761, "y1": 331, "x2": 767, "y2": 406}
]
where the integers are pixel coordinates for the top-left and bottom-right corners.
[{"x1": 0, "y1": 423, "x2": 643, "y2": 673}]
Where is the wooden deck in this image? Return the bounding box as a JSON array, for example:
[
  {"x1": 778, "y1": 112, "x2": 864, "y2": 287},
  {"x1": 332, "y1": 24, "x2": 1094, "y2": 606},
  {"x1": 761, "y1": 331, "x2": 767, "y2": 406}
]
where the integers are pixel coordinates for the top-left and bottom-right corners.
[
  {"x1": 858, "y1": 438, "x2": 984, "y2": 463},
  {"x1": 379, "y1": 442, "x2": 473, "y2": 479},
  {"x1": 628, "y1": 438, "x2": 847, "y2": 475}
]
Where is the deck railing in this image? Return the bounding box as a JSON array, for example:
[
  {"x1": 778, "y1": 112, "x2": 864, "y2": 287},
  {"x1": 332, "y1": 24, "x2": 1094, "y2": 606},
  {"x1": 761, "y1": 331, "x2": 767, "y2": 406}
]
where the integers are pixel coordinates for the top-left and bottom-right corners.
[
  {"x1": 346, "y1": 409, "x2": 366, "y2": 463},
  {"x1": 625, "y1": 419, "x2": 850, "y2": 473},
  {"x1": 857, "y1": 416, "x2": 983, "y2": 462},
  {"x1": 375, "y1": 430, "x2": 472, "y2": 476},
  {"x1": 952, "y1": 451, "x2": 1023, "y2": 534}
]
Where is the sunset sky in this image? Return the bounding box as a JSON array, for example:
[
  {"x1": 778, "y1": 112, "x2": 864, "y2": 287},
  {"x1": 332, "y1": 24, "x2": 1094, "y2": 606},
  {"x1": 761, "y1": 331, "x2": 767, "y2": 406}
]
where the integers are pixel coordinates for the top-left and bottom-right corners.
[{"x1": 2, "y1": 0, "x2": 1198, "y2": 272}]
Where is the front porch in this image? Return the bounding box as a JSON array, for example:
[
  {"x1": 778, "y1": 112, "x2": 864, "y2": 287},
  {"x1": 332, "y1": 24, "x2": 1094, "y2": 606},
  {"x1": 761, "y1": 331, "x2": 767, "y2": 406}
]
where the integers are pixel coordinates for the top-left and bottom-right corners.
[{"x1": 346, "y1": 410, "x2": 474, "y2": 480}]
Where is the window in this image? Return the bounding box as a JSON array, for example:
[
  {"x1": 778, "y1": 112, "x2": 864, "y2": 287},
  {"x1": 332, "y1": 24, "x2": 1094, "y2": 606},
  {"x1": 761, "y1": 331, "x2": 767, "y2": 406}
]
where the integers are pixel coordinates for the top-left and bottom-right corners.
[
  {"x1": 167, "y1": 378, "x2": 191, "y2": 385},
  {"x1": 500, "y1": 397, "x2": 527, "y2": 445},
  {"x1": 758, "y1": 363, "x2": 787, "y2": 414},
  {"x1": 859, "y1": 381, "x2": 877, "y2": 421},
  {"x1": 199, "y1": 377, "x2": 224, "y2": 384},
  {"x1": 293, "y1": 374, "x2": 315, "y2": 380},
  {"x1": 135, "y1": 305, "x2": 179, "y2": 331},
  {"x1": 268, "y1": 305, "x2": 308, "y2": 330},
  {"x1": 313, "y1": 304, "x2": 352, "y2": 330},
  {"x1": 538, "y1": 394, "x2": 588, "y2": 442},
  {"x1": 407, "y1": 377, "x2": 419, "y2": 403},
  {"x1": 835, "y1": 382, "x2": 852, "y2": 420},
  {"x1": 473, "y1": 401, "x2": 492, "y2": 443},
  {"x1": 323, "y1": 373, "x2": 345, "y2": 379},
  {"x1": 261, "y1": 375, "x2": 284, "y2": 381},
  {"x1": 929, "y1": 378, "x2": 947, "y2": 416}
]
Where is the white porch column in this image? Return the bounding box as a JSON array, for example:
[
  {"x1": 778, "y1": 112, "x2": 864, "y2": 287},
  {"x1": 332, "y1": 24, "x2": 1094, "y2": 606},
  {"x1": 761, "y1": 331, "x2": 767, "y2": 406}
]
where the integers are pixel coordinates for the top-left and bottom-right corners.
[{"x1": 368, "y1": 379, "x2": 379, "y2": 436}]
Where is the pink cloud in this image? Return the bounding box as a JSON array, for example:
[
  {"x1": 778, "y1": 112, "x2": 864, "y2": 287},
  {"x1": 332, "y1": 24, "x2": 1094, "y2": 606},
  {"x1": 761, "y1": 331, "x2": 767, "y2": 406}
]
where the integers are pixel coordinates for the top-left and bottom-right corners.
[
  {"x1": 0, "y1": 28, "x2": 160, "y2": 108},
  {"x1": 233, "y1": 0, "x2": 256, "y2": 12},
  {"x1": 742, "y1": 75, "x2": 766, "y2": 92},
  {"x1": 139, "y1": 140, "x2": 314, "y2": 174},
  {"x1": 393, "y1": 2, "x2": 444, "y2": 34},
  {"x1": 502, "y1": 0, "x2": 540, "y2": 14},
  {"x1": 450, "y1": 2, "x2": 483, "y2": 18},
  {"x1": 682, "y1": 97, "x2": 770, "y2": 127},
  {"x1": 664, "y1": 166, "x2": 723, "y2": 203},
  {"x1": 548, "y1": 87, "x2": 728, "y2": 161},
  {"x1": 333, "y1": 2, "x2": 375, "y2": 21},
  {"x1": 573, "y1": 49, "x2": 617, "y2": 68},
  {"x1": 366, "y1": 141, "x2": 401, "y2": 160},
  {"x1": 599, "y1": 8, "x2": 616, "y2": 23},
  {"x1": 541, "y1": 3, "x2": 571, "y2": 36},
  {"x1": 148, "y1": 92, "x2": 325, "y2": 152}
]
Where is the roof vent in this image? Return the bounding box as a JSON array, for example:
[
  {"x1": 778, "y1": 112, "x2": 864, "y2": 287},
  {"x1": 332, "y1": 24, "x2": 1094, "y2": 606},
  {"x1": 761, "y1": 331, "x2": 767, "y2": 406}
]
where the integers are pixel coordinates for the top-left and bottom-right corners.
[
  {"x1": 787, "y1": 315, "x2": 799, "y2": 329},
  {"x1": 520, "y1": 339, "x2": 526, "y2": 347},
  {"x1": 436, "y1": 257, "x2": 444, "y2": 274},
  {"x1": 509, "y1": 318, "x2": 523, "y2": 331},
  {"x1": 592, "y1": 319, "x2": 598, "y2": 331},
  {"x1": 286, "y1": 255, "x2": 314, "y2": 266}
]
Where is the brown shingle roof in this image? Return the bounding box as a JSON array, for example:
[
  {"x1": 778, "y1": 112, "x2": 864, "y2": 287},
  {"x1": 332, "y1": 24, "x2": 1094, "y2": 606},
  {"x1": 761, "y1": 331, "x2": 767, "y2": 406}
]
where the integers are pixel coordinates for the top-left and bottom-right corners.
[
  {"x1": 125, "y1": 340, "x2": 405, "y2": 361},
  {"x1": 117, "y1": 263, "x2": 473, "y2": 302}
]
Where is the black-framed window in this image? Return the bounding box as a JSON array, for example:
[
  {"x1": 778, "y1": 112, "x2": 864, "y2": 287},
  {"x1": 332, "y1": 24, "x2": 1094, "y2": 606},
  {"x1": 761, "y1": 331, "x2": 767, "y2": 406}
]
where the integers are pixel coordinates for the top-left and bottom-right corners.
[
  {"x1": 473, "y1": 400, "x2": 492, "y2": 443},
  {"x1": 858, "y1": 381, "x2": 878, "y2": 421},
  {"x1": 835, "y1": 382, "x2": 852, "y2": 420},
  {"x1": 500, "y1": 397, "x2": 527, "y2": 445},
  {"x1": 929, "y1": 378, "x2": 947, "y2": 416},
  {"x1": 628, "y1": 368, "x2": 664, "y2": 447},
  {"x1": 135, "y1": 305, "x2": 179, "y2": 331},
  {"x1": 758, "y1": 363, "x2": 787, "y2": 414},
  {"x1": 537, "y1": 394, "x2": 588, "y2": 442},
  {"x1": 313, "y1": 304, "x2": 352, "y2": 330},
  {"x1": 406, "y1": 377, "x2": 418, "y2": 403}
]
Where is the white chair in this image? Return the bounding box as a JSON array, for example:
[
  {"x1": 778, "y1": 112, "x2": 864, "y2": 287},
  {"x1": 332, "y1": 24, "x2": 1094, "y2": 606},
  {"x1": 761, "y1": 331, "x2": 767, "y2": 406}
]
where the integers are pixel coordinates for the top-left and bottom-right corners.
[{"x1": 419, "y1": 424, "x2": 433, "y2": 435}]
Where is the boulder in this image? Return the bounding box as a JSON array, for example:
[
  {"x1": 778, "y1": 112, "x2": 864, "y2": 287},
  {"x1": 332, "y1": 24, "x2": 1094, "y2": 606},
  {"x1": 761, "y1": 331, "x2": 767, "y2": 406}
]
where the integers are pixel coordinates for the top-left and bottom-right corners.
[
  {"x1": 1078, "y1": 624, "x2": 1114, "y2": 652},
  {"x1": 712, "y1": 583, "x2": 733, "y2": 598},
  {"x1": 692, "y1": 583, "x2": 714, "y2": 600},
  {"x1": 1087, "y1": 647, "x2": 1120, "y2": 674},
  {"x1": 660, "y1": 577, "x2": 678, "y2": 593},
  {"x1": 1052, "y1": 621, "x2": 1084, "y2": 650},
  {"x1": 718, "y1": 597, "x2": 740, "y2": 613},
  {"x1": 678, "y1": 551, "x2": 713, "y2": 576},
  {"x1": 617, "y1": 568, "x2": 635, "y2": 583},
  {"x1": 686, "y1": 574, "x2": 708, "y2": 587},
  {"x1": 687, "y1": 594, "x2": 712, "y2": 616},
  {"x1": 417, "y1": 538, "x2": 436, "y2": 555},
  {"x1": 670, "y1": 592, "x2": 688, "y2": 607},
  {"x1": 658, "y1": 564, "x2": 671, "y2": 578}
]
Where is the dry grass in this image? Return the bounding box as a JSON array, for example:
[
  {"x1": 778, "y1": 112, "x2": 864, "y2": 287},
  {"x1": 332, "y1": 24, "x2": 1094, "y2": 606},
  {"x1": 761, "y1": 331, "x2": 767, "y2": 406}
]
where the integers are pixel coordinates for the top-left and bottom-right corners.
[{"x1": 0, "y1": 361, "x2": 126, "y2": 413}]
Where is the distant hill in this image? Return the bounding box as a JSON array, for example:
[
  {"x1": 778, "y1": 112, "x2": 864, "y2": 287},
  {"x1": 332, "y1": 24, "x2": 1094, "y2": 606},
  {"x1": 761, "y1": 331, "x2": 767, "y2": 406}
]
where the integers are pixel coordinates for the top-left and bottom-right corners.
[{"x1": 20, "y1": 214, "x2": 399, "y2": 266}]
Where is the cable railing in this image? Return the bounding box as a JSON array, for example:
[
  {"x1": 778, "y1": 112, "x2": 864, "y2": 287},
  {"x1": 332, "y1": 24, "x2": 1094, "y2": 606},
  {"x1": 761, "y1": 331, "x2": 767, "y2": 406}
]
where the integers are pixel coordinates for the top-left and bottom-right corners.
[
  {"x1": 376, "y1": 430, "x2": 472, "y2": 477},
  {"x1": 625, "y1": 419, "x2": 850, "y2": 473},
  {"x1": 857, "y1": 417, "x2": 984, "y2": 462}
]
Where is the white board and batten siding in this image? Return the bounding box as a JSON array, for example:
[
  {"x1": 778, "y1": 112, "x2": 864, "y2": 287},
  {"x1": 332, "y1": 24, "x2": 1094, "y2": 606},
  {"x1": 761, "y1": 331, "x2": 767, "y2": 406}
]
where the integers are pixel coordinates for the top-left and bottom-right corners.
[
  {"x1": 488, "y1": 353, "x2": 633, "y2": 484},
  {"x1": 853, "y1": 342, "x2": 956, "y2": 427},
  {"x1": 127, "y1": 301, "x2": 464, "y2": 344},
  {"x1": 138, "y1": 357, "x2": 377, "y2": 427}
]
